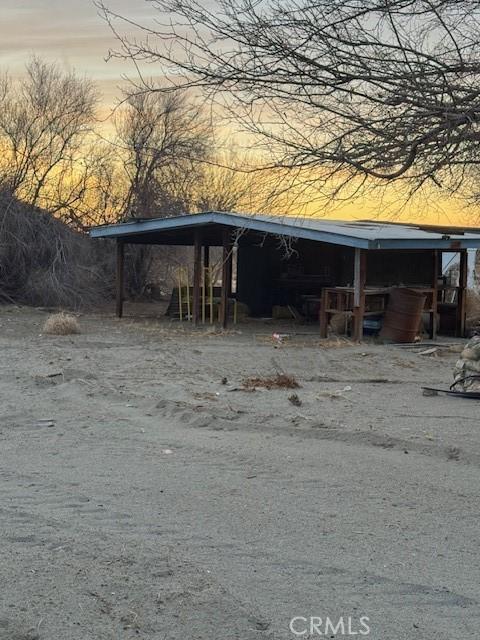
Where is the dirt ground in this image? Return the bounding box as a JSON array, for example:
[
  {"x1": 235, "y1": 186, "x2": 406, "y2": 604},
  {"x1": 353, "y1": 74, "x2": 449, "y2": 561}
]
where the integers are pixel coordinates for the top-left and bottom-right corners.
[{"x1": 1, "y1": 304, "x2": 479, "y2": 640}]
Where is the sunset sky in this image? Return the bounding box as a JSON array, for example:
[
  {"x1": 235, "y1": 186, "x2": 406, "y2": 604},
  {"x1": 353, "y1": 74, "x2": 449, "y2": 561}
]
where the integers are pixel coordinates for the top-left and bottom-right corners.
[
  {"x1": 1, "y1": 0, "x2": 477, "y2": 226},
  {"x1": 0, "y1": 0, "x2": 154, "y2": 107}
]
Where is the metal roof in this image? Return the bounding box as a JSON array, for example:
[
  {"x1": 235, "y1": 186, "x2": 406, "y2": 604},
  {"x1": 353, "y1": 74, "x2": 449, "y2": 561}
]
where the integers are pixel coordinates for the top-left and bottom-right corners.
[{"x1": 90, "y1": 211, "x2": 480, "y2": 250}]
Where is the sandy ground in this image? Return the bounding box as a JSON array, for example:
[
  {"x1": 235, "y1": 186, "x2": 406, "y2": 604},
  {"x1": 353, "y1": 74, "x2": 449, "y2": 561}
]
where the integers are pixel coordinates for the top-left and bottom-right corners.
[{"x1": 1, "y1": 304, "x2": 479, "y2": 640}]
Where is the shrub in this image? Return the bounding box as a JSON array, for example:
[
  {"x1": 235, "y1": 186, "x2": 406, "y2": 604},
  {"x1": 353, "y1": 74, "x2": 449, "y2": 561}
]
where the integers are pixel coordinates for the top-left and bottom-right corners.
[
  {"x1": 43, "y1": 312, "x2": 81, "y2": 335},
  {"x1": 0, "y1": 192, "x2": 115, "y2": 309}
]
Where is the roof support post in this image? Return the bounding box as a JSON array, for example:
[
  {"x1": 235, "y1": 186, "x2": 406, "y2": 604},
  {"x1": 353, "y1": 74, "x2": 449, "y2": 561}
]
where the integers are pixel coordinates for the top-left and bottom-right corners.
[
  {"x1": 352, "y1": 248, "x2": 367, "y2": 341},
  {"x1": 430, "y1": 250, "x2": 439, "y2": 340},
  {"x1": 220, "y1": 228, "x2": 232, "y2": 329},
  {"x1": 456, "y1": 249, "x2": 468, "y2": 337},
  {"x1": 192, "y1": 229, "x2": 202, "y2": 326},
  {"x1": 202, "y1": 244, "x2": 210, "y2": 324},
  {"x1": 116, "y1": 239, "x2": 124, "y2": 318},
  {"x1": 227, "y1": 247, "x2": 233, "y2": 297},
  {"x1": 203, "y1": 244, "x2": 210, "y2": 271}
]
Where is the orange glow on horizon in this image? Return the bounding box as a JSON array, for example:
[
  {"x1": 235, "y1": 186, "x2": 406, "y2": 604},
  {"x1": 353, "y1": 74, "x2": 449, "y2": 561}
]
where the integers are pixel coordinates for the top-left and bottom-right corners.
[{"x1": 2, "y1": 0, "x2": 479, "y2": 228}]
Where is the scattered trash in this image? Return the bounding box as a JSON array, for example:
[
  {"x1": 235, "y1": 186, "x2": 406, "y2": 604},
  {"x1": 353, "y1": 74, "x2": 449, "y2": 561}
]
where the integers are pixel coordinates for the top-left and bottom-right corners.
[
  {"x1": 417, "y1": 347, "x2": 438, "y2": 356},
  {"x1": 448, "y1": 446, "x2": 461, "y2": 461},
  {"x1": 422, "y1": 376, "x2": 480, "y2": 399},
  {"x1": 161, "y1": 448, "x2": 173, "y2": 455},
  {"x1": 422, "y1": 388, "x2": 438, "y2": 397},
  {"x1": 317, "y1": 385, "x2": 352, "y2": 400},
  {"x1": 288, "y1": 393, "x2": 302, "y2": 406},
  {"x1": 35, "y1": 419, "x2": 55, "y2": 428},
  {"x1": 272, "y1": 332, "x2": 290, "y2": 344}
]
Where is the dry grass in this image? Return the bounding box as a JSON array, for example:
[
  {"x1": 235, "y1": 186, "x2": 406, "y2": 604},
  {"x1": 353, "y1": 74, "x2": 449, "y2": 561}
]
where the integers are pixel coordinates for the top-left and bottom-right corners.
[
  {"x1": 329, "y1": 313, "x2": 349, "y2": 336},
  {"x1": 43, "y1": 312, "x2": 81, "y2": 335},
  {"x1": 243, "y1": 373, "x2": 300, "y2": 390}
]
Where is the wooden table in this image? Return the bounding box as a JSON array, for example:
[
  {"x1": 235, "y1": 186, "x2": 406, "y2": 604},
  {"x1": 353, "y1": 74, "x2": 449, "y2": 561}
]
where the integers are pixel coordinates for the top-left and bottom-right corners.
[{"x1": 319, "y1": 286, "x2": 437, "y2": 339}]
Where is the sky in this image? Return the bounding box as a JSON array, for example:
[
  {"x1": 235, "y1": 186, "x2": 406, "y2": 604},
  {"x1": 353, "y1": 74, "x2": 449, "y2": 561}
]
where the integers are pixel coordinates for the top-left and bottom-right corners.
[
  {"x1": 0, "y1": 0, "x2": 154, "y2": 108},
  {"x1": 0, "y1": 0, "x2": 478, "y2": 226}
]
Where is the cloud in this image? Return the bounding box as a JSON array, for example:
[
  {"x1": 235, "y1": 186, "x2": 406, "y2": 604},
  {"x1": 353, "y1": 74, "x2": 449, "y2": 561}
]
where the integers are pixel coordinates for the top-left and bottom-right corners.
[{"x1": 0, "y1": 0, "x2": 157, "y2": 87}]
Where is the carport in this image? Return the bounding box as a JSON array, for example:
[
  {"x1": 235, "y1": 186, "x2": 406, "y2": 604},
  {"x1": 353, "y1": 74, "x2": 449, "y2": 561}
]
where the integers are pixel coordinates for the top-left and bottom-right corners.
[{"x1": 90, "y1": 212, "x2": 480, "y2": 339}]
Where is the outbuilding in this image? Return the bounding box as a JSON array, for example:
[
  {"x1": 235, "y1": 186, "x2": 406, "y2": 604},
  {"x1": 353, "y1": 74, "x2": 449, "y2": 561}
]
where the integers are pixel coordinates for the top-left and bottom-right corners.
[{"x1": 90, "y1": 212, "x2": 480, "y2": 339}]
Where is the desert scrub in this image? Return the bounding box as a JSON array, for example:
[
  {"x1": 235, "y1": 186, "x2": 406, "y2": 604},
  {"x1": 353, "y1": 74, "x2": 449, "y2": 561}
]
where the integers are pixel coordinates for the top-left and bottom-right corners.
[{"x1": 43, "y1": 312, "x2": 80, "y2": 335}]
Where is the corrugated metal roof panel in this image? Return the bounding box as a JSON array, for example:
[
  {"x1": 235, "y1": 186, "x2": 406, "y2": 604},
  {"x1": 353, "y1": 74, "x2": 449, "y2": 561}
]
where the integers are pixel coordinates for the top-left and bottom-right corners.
[{"x1": 90, "y1": 211, "x2": 480, "y2": 249}]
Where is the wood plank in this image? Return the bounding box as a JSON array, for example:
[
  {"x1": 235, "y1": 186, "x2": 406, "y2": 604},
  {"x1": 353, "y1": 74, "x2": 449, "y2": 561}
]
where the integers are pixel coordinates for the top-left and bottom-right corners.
[{"x1": 116, "y1": 239, "x2": 124, "y2": 318}]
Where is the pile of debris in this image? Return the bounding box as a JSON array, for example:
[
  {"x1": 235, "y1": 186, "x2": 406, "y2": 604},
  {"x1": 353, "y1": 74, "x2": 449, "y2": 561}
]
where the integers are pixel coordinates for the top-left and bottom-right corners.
[
  {"x1": 0, "y1": 192, "x2": 114, "y2": 309},
  {"x1": 454, "y1": 335, "x2": 480, "y2": 391}
]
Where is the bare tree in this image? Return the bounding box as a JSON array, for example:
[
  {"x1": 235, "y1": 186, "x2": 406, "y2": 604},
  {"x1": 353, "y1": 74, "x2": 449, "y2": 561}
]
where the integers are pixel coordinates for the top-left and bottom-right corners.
[
  {"x1": 115, "y1": 89, "x2": 211, "y2": 219},
  {"x1": 112, "y1": 88, "x2": 212, "y2": 295},
  {"x1": 46, "y1": 140, "x2": 125, "y2": 228},
  {"x1": 194, "y1": 151, "x2": 259, "y2": 212},
  {"x1": 0, "y1": 57, "x2": 99, "y2": 225},
  {"x1": 98, "y1": 0, "x2": 480, "y2": 205}
]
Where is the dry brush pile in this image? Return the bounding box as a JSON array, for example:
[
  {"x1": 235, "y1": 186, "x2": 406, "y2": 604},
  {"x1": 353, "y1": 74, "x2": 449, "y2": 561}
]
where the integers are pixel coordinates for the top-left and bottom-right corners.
[{"x1": 0, "y1": 192, "x2": 115, "y2": 309}]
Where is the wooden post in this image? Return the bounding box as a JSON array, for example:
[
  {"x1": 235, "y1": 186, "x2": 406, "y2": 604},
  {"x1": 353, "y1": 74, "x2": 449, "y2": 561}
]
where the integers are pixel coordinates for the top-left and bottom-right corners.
[
  {"x1": 220, "y1": 228, "x2": 232, "y2": 329},
  {"x1": 192, "y1": 230, "x2": 202, "y2": 326},
  {"x1": 352, "y1": 248, "x2": 366, "y2": 341},
  {"x1": 204, "y1": 245, "x2": 210, "y2": 271},
  {"x1": 319, "y1": 288, "x2": 329, "y2": 338},
  {"x1": 456, "y1": 249, "x2": 468, "y2": 337},
  {"x1": 227, "y1": 249, "x2": 233, "y2": 297},
  {"x1": 203, "y1": 244, "x2": 210, "y2": 324},
  {"x1": 116, "y1": 239, "x2": 124, "y2": 318},
  {"x1": 177, "y1": 267, "x2": 183, "y2": 321},
  {"x1": 430, "y1": 250, "x2": 439, "y2": 340}
]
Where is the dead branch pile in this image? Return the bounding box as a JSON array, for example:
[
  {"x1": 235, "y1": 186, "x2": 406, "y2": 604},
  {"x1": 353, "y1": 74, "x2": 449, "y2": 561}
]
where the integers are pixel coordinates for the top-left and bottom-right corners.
[
  {"x1": 0, "y1": 192, "x2": 114, "y2": 309},
  {"x1": 243, "y1": 373, "x2": 300, "y2": 390}
]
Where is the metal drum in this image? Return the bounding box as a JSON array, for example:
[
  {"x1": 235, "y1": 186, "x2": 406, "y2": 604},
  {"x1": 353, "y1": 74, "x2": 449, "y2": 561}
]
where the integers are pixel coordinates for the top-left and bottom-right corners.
[{"x1": 380, "y1": 288, "x2": 427, "y2": 343}]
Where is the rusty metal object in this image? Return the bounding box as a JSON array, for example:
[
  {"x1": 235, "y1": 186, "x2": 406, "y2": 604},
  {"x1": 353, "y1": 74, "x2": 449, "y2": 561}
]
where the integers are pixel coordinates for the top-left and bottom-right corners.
[{"x1": 380, "y1": 288, "x2": 427, "y2": 343}]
